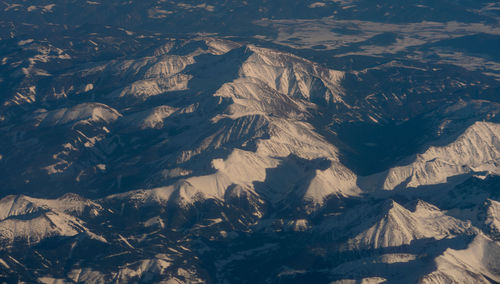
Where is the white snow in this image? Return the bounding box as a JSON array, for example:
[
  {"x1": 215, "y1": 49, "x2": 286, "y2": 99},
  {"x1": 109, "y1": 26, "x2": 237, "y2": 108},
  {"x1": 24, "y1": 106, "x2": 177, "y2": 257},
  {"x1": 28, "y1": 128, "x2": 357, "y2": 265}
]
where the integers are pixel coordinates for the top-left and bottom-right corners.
[
  {"x1": 309, "y1": 2, "x2": 327, "y2": 8},
  {"x1": 345, "y1": 200, "x2": 471, "y2": 250},
  {"x1": 18, "y1": 39, "x2": 34, "y2": 46},
  {"x1": 106, "y1": 44, "x2": 359, "y2": 207},
  {"x1": 0, "y1": 258, "x2": 10, "y2": 269},
  {"x1": 68, "y1": 268, "x2": 107, "y2": 284},
  {"x1": 84, "y1": 83, "x2": 94, "y2": 92},
  {"x1": 0, "y1": 194, "x2": 101, "y2": 245},
  {"x1": 114, "y1": 256, "x2": 172, "y2": 283},
  {"x1": 240, "y1": 46, "x2": 345, "y2": 104},
  {"x1": 118, "y1": 234, "x2": 135, "y2": 249},
  {"x1": 0, "y1": 210, "x2": 84, "y2": 245},
  {"x1": 37, "y1": 277, "x2": 69, "y2": 284},
  {"x1": 114, "y1": 74, "x2": 191, "y2": 100},
  {"x1": 422, "y1": 234, "x2": 500, "y2": 283},
  {"x1": 34, "y1": 103, "x2": 121, "y2": 126},
  {"x1": 365, "y1": 122, "x2": 500, "y2": 191},
  {"x1": 484, "y1": 199, "x2": 500, "y2": 239},
  {"x1": 120, "y1": 105, "x2": 179, "y2": 129}
]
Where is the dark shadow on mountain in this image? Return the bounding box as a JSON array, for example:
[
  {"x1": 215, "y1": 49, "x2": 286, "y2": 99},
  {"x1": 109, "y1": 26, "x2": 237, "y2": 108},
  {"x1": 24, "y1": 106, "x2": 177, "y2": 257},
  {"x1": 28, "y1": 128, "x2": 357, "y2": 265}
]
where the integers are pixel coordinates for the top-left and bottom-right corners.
[
  {"x1": 335, "y1": 117, "x2": 433, "y2": 176},
  {"x1": 253, "y1": 154, "x2": 332, "y2": 217},
  {"x1": 161, "y1": 155, "x2": 335, "y2": 231},
  {"x1": 366, "y1": 173, "x2": 499, "y2": 209},
  {"x1": 2, "y1": 45, "x2": 254, "y2": 199},
  {"x1": 198, "y1": 226, "x2": 474, "y2": 283},
  {"x1": 328, "y1": 235, "x2": 474, "y2": 284},
  {"x1": 185, "y1": 46, "x2": 251, "y2": 94},
  {"x1": 333, "y1": 97, "x2": 500, "y2": 177}
]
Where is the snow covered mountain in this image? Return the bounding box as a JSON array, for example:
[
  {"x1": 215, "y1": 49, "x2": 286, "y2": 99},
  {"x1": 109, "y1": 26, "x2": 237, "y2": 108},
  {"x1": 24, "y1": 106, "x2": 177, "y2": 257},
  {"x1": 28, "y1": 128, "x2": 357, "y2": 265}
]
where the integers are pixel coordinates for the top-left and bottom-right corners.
[{"x1": 1, "y1": 1, "x2": 500, "y2": 283}]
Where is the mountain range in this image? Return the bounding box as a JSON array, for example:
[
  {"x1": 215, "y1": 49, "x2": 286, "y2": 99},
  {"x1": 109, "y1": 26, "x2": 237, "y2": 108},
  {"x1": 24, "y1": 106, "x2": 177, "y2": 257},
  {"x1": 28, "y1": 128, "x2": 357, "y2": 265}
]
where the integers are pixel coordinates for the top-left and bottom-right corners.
[{"x1": 1, "y1": 1, "x2": 500, "y2": 283}]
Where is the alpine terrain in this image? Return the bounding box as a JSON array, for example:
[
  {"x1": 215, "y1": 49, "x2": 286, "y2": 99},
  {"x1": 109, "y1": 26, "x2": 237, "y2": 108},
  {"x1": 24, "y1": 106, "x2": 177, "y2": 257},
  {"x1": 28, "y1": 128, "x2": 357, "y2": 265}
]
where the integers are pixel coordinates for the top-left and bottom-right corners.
[{"x1": 1, "y1": 0, "x2": 500, "y2": 283}]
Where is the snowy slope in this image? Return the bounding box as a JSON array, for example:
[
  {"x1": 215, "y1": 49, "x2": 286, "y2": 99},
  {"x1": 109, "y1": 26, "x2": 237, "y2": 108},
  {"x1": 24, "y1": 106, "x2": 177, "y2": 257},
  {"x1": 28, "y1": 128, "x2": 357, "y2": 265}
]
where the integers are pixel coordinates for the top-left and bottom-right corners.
[
  {"x1": 1, "y1": 33, "x2": 500, "y2": 283},
  {"x1": 363, "y1": 121, "x2": 500, "y2": 191},
  {"x1": 86, "y1": 41, "x2": 361, "y2": 207},
  {"x1": 32, "y1": 103, "x2": 121, "y2": 127},
  {"x1": 0, "y1": 195, "x2": 101, "y2": 246},
  {"x1": 345, "y1": 200, "x2": 471, "y2": 250},
  {"x1": 483, "y1": 199, "x2": 500, "y2": 241},
  {"x1": 421, "y1": 234, "x2": 500, "y2": 284}
]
